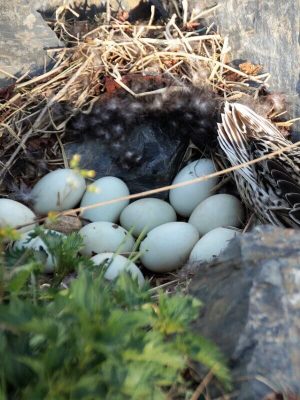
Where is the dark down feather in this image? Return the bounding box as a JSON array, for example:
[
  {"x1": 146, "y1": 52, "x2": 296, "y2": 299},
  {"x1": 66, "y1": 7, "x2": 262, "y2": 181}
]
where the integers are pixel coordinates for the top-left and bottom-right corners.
[{"x1": 67, "y1": 83, "x2": 220, "y2": 159}]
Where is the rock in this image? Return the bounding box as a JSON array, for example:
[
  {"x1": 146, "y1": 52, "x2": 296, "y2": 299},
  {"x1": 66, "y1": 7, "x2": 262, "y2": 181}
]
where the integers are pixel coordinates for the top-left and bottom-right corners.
[
  {"x1": 195, "y1": 0, "x2": 300, "y2": 133},
  {"x1": 0, "y1": 0, "x2": 62, "y2": 85},
  {"x1": 186, "y1": 225, "x2": 300, "y2": 399},
  {"x1": 64, "y1": 120, "x2": 189, "y2": 199}
]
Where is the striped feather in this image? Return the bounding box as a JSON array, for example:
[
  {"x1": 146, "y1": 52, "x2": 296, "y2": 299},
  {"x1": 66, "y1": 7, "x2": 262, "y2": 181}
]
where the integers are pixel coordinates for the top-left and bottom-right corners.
[{"x1": 218, "y1": 102, "x2": 300, "y2": 227}]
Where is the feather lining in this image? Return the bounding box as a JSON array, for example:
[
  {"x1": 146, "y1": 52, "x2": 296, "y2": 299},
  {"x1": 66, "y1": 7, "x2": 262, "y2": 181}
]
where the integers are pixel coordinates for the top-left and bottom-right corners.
[
  {"x1": 218, "y1": 102, "x2": 300, "y2": 227},
  {"x1": 217, "y1": 103, "x2": 257, "y2": 187}
]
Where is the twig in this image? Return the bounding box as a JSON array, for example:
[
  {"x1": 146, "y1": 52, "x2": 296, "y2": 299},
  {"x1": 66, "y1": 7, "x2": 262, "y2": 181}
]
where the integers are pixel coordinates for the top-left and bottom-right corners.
[
  {"x1": 106, "y1": 0, "x2": 111, "y2": 23},
  {"x1": 182, "y1": 0, "x2": 189, "y2": 26},
  {"x1": 14, "y1": 139, "x2": 299, "y2": 231},
  {"x1": 190, "y1": 4, "x2": 222, "y2": 23},
  {"x1": 190, "y1": 369, "x2": 214, "y2": 400},
  {"x1": 242, "y1": 213, "x2": 255, "y2": 233}
]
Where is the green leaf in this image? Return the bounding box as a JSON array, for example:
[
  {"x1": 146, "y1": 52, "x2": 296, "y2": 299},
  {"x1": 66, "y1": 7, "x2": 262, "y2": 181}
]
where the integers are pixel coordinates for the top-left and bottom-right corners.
[
  {"x1": 0, "y1": 231, "x2": 232, "y2": 398},
  {"x1": 7, "y1": 262, "x2": 38, "y2": 293}
]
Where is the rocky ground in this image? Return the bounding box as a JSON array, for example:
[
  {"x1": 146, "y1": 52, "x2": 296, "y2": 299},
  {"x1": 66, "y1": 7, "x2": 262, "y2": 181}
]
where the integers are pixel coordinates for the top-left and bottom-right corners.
[{"x1": 185, "y1": 225, "x2": 300, "y2": 399}]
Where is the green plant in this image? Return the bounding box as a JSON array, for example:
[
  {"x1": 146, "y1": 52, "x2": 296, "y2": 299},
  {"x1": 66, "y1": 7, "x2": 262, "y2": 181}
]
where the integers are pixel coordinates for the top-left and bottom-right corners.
[{"x1": 0, "y1": 230, "x2": 231, "y2": 399}]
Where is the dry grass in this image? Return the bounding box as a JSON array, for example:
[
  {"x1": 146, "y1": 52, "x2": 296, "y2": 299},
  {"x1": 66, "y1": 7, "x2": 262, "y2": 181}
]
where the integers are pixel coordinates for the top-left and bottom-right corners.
[{"x1": 0, "y1": 2, "x2": 272, "y2": 191}]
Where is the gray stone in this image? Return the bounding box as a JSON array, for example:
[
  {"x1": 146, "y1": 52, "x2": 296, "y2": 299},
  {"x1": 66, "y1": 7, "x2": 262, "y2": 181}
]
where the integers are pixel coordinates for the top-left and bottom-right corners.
[
  {"x1": 196, "y1": 0, "x2": 300, "y2": 133},
  {"x1": 186, "y1": 225, "x2": 300, "y2": 399},
  {"x1": 0, "y1": 0, "x2": 62, "y2": 84}
]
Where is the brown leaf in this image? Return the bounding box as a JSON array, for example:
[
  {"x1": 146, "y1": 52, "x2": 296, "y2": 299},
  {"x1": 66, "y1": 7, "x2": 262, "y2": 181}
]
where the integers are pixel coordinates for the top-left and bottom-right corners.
[{"x1": 239, "y1": 61, "x2": 263, "y2": 75}]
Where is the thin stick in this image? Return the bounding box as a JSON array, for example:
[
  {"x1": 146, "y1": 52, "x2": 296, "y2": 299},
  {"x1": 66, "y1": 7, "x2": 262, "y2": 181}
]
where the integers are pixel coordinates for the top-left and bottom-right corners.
[
  {"x1": 182, "y1": 0, "x2": 189, "y2": 26},
  {"x1": 56, "y1": 140, "x2": 300, "y2": 217},
  {"x1": 13, "y1": 139, "x2": 300, "y2": 231},
  {"x1": 0, "y1": 69, "x2": 17, "y2": 79},
  {"x1": 189, "y1": 4, "x2": 222, "y2": 23},
  {"x1": 106, "y1": 0, "x2": 111, "y2": 23},
  {"x1": 242, "y1": 213, "x2": 255, "y2": 233},
  {"x1": 190, "y1": 369, "x2": 214, "y2": 400},
  {"x1": 147, "y1": 5, "x2": 155, "y2": 28},
  {"x1": 149, "y1": 279, "x2": 179, "y2": 292}
]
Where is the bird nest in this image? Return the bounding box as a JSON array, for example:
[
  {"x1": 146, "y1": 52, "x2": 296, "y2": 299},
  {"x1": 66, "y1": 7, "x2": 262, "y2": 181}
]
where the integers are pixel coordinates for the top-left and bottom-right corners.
[{"x1": 0, "y1": 2, "x2": 296, "y2": 295}]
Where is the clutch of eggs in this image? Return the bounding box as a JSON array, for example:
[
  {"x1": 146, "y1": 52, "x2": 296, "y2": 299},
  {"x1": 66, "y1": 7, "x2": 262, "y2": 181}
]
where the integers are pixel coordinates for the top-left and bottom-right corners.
[{"x1": 1, "y1": 157, "x2": 245, "y2": 275}]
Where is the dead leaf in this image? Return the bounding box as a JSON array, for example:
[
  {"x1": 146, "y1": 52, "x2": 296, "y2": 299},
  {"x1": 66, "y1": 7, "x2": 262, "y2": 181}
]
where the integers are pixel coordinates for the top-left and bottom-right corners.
[{"x1": 239, "y1": 61, "x2": 263, "y2": 76}]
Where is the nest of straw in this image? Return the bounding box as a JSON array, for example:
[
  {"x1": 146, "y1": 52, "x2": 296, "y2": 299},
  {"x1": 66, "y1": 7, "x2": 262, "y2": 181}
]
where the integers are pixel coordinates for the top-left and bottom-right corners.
[
  {"x1": 0, "y1": 3, "x2": 275, "y2": 195},
  {"x1": 2, "y1": 3, "x2": 299, "y2": 317}
]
